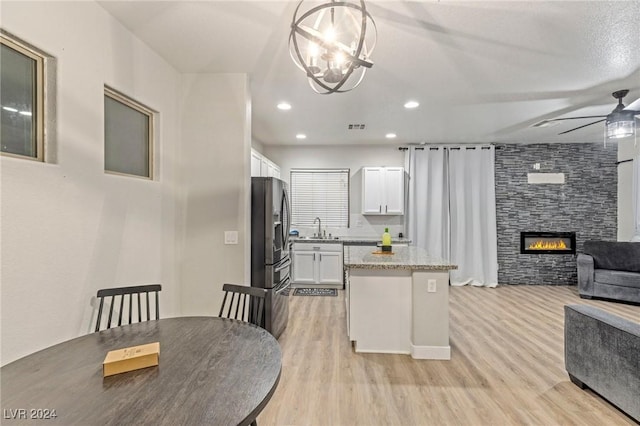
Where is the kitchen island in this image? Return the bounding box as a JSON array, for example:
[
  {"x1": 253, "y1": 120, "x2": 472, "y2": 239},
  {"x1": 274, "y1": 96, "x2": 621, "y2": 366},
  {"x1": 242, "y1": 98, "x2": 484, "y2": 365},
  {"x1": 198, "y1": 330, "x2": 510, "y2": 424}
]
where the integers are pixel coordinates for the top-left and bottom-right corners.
[{"x1": 344, "y1": 245, "x2": 457, "y2": 359}]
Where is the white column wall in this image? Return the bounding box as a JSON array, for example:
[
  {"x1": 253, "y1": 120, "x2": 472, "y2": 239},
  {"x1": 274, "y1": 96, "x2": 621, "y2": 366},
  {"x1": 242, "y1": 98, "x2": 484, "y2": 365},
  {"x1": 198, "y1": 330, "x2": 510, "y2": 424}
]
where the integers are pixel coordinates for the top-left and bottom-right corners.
[
  {"x1": 618, "y1": 140, "x2": 639, "y2": 241},
  {"x1": 0, "y1": 1, "x2": 182, "y2": 365},
  {"x1": 178, "y1": 74, "x2": 250, "y2": 317}
]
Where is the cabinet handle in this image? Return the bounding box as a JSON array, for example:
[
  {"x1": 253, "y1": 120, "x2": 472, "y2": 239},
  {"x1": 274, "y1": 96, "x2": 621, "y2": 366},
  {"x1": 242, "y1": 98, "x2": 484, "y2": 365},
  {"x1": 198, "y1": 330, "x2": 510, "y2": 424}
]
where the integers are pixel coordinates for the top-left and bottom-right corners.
[
  {"x1": 385, "y1": 205, "x2": 388, "y2": 213},
  {"x1": 320, "y1": 254, "x2": 322, "y2": 261},
  {"x1": 313, "y1": 253, "x2": 316, "y2": 261},
  {"x1": 379, "y1": 205, "x2": 382, "y2": 213}
]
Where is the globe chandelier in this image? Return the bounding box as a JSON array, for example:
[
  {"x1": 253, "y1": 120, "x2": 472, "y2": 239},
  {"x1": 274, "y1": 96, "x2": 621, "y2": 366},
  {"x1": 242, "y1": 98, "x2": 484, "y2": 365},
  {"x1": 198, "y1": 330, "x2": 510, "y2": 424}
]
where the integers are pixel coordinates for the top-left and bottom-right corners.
[{"x1": 289, "y1": 0, "x2": 377, "y2": 94}]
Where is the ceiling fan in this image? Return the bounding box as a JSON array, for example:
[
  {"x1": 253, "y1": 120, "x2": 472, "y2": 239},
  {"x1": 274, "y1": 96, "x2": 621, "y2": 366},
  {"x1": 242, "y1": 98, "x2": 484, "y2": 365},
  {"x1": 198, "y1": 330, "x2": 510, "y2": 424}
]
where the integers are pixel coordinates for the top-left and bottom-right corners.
[{"x1": 539, "y1": 89, "x2": 639, "y2": 139}]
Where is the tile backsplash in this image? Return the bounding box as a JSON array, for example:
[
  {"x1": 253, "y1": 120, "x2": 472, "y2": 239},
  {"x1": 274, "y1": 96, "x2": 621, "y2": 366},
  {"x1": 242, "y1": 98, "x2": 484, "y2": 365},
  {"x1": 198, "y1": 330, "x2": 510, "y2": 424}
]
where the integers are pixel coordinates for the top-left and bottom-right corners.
[{"x1": 291, "y1": 214, "x2": 405, "y2": 239}]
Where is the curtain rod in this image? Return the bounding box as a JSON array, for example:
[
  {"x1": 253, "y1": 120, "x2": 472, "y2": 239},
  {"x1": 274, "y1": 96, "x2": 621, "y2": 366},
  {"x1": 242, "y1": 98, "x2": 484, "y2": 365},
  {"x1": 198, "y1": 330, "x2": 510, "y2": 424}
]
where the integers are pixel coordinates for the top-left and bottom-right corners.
[
  {"x1": 616, "y1": 158, "x2": 633, "y2": 165},
  {"x1": 398, "y1": 144, "x2": 500, "y2": 151}
]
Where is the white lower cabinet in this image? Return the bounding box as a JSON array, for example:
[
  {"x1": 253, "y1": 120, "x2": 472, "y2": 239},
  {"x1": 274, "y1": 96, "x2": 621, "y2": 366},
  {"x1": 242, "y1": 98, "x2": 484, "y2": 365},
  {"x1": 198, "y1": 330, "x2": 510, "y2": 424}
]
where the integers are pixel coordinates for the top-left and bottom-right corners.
[
  {"x1": 291, "y1": 242, "x2": 343, "y2": 288},
  {"x1": 348, "y1": 268, "x2": 412, "y2": 354},
  {"x1": 317, "y1": 251, "x2": 343, "y2": 284},
  {"x1": 291, "y1": 251, "x2": 316, "y2": 284},
  {"x1": 346, "y1": 268, "x2": 451, "y2": 359}
]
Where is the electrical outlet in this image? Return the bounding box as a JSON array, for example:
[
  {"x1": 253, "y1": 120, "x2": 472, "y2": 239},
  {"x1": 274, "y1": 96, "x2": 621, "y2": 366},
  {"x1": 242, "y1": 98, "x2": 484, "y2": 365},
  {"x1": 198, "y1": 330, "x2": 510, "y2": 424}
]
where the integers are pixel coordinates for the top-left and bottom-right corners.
[
  {"x1": 427, "y1": 279, "x2": 437, "y2": 293},
  {"x1": 224, "y1": 231, "x2": 238, "y2": 245}
]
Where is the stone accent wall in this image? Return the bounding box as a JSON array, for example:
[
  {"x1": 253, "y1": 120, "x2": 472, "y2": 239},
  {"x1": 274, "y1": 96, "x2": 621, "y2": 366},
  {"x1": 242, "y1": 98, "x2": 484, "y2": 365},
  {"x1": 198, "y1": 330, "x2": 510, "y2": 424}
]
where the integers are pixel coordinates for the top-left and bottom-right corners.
[{"x1": 495, "y1": 143, "x2": 617, "y2": 285}]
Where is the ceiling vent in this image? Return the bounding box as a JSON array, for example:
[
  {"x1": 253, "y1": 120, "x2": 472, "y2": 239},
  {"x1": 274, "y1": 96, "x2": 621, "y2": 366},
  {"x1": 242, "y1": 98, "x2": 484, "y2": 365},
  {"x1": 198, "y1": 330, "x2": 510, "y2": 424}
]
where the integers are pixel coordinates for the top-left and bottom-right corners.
[{"x1": 348, "y1": 124, "x2": 366, "y2": 130}]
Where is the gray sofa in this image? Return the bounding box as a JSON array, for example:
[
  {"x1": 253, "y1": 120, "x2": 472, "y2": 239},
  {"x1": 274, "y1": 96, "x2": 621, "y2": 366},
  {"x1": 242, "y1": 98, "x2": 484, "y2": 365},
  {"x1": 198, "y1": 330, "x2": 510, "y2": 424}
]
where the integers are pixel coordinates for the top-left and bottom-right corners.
[
  {"x1": 577, "y1": 241, "x2": 640, "y2": 304},
  {"x1": 564, "y1": 304, "x2": 640, "y2": 422}
]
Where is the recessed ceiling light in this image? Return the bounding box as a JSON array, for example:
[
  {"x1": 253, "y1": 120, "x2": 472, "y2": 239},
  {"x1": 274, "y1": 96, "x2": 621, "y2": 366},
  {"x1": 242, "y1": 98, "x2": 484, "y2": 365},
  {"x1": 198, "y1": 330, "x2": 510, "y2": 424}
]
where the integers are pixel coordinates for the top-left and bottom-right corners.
[
  {"x1": 277, "y1": 102, "x2": 292, "y2": 110},
  {"x1": 296, "y1": 133, "x2": 307, "y2": 139},
  {"x1": 404, "y1": 100, "x2": 419, "y2": 109},
  {"x1": 385, "y1": 133, "x2": 397, "y2": 139}
]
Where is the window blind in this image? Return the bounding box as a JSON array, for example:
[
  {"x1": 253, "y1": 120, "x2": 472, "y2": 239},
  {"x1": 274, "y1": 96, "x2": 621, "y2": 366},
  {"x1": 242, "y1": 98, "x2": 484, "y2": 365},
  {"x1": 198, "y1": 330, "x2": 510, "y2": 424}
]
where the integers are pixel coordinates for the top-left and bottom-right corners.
[{"x1": 290, "y1": 169, "x2": 350, "y2": 228}]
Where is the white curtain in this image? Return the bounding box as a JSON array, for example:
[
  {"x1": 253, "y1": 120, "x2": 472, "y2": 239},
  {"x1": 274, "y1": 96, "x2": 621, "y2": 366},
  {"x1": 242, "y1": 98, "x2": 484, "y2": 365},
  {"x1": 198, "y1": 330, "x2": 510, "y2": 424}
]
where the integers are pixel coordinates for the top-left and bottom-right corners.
[
  {"x1": 405, "y1": 145, "x2": 498, "y2": 287},
  {"x1": 448, "y1": 147, "x2": 498, "y2": 287},
  {"x1": 632, "y1": 154, "x2": 640, "y2": 242},
  {"x1": 405, "y1": 147, "x2": 450, "y2": 260}
]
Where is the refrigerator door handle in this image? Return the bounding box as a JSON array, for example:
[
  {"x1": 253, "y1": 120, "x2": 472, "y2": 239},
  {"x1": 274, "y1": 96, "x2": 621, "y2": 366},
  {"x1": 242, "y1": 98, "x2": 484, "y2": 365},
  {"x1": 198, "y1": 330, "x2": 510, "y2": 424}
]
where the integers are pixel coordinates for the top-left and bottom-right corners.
[
  {"x1": 282, "y1": 188, "x2": 291, "y2": 248},
  {"x1": 274, "y1": 258, "x2": 291, "y2": 273},
  {"x1": 275, "y1": 278, "x2": 291, "y2": 294}
]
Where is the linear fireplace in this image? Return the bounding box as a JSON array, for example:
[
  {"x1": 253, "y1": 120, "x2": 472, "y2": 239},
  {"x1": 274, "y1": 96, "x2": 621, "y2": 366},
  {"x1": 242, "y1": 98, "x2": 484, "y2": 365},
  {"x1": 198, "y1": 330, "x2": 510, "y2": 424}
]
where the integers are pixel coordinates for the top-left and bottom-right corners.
[{"x1": 520, "y1": 232, "x2": 576, "y2": 254}]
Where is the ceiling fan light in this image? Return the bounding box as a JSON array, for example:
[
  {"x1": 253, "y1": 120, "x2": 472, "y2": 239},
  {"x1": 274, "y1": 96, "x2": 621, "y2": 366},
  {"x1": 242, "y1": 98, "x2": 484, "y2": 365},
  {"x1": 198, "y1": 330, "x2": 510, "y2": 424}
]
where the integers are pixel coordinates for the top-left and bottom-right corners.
[
  {"x1": 606, "y1": 110, "x2": 636, "y2": 139},
  {"x1": 606, "y1": 120, "x2": 635, "y2": 139}
]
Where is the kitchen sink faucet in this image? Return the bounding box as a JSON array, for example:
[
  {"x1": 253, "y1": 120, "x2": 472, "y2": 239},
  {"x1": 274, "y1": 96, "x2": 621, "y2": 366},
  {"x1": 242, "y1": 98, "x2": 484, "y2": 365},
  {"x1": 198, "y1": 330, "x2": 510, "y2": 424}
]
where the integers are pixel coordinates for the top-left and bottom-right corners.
[{"x1": 314, "y1": 217, "x2": 322, "y2": 238}]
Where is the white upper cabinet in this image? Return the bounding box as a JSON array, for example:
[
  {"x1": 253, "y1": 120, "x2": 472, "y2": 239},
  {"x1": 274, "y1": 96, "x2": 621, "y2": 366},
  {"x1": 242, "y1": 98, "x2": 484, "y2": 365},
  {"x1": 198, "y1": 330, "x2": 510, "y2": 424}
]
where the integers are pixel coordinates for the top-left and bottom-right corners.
[
  {"x1": 251, "y1": 150, "x2": 263, "y2": 177},
  {"x1": 362, "y1": 167, "x2": 384, "y2": 214},
  {"x1": 382, "y1": 167, "x2": 404, "y2": 214},
  {"x1": 362, "y1": 167, "x2": 404, "y2": 215},
  {"x1": 251, "y1": 149, "x2": 281, "y2": 178},
  {"x1": 267, "y1": 161, "x2": 280, "y2": 179}
]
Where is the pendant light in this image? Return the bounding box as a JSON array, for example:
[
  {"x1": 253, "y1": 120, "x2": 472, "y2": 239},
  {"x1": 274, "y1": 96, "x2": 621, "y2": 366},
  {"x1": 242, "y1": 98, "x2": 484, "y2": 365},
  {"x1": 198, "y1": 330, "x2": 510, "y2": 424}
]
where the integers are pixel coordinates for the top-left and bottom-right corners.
[{"x1": 289, "y1": 0, "x2": 377, "y2": 94}]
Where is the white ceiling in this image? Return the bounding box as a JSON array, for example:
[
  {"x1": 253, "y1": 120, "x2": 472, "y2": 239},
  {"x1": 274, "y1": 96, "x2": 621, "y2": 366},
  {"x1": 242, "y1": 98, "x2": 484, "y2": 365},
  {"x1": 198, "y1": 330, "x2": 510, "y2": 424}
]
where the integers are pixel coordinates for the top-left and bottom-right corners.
[{"x1": 98, "y1": 0, "x2": 640, "y2": 147}]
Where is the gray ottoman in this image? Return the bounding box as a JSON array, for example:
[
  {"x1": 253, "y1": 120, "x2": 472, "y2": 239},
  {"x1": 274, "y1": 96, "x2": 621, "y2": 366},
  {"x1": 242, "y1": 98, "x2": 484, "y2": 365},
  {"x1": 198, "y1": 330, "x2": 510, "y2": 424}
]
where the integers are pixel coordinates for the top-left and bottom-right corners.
[{"x1": 564, "y1": 304, "x2": 640, "y2": 421}]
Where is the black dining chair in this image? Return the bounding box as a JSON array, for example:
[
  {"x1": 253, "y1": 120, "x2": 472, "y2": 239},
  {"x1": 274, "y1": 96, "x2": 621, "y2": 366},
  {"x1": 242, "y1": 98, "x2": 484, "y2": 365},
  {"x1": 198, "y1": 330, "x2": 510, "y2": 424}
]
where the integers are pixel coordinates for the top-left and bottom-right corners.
[
  {"x1": 219, "y1": 284, "x2": 267, "y2": 328},
  {"x1": 95, "y1": 284, "x2": 162, "y2": 332}
]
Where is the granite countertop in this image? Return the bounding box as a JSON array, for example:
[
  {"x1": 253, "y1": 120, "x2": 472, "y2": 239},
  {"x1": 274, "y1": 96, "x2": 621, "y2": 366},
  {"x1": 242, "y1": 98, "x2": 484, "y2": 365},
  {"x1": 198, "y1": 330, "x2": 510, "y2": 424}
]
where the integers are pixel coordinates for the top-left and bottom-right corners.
[
  {"x1": 344, "y1": 245, "x2": 458, "y2": 271},
  {"x1": 291, "y1": 236, "x2": 412, "y2": 244}
]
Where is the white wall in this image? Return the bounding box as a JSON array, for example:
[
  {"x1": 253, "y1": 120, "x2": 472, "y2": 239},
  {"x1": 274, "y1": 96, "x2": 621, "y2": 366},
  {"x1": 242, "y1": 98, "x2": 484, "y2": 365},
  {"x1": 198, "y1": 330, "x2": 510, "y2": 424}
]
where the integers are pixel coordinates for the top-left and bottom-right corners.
[
  {"x1": 251, "y1": 138, "x2": 265, "y2": 155},
  {"x1": 264, "y1": 145, "x2": 406, "y2": 238},
  {"x1": 1, "y1": 3, "x2": 253, "y2": 366},
  {"x1": 178, "y1": 74, "x2": 251, "y2": 317},
  {"x1": 618, "y1": 139, "x2": 639, "y2": 241},
  {"x1": 0, "y1": 1, "x2": 182, "y2": 365}
]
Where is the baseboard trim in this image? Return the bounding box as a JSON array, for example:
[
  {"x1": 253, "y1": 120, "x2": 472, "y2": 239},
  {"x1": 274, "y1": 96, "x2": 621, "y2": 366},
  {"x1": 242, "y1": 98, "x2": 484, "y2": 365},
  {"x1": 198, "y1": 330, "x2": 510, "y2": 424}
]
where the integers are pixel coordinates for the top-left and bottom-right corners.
[
  {"x1": 291, "y1": 283, "x2": 343, "y2": 289},
  {"x1": 354, "y1": 342, "x2": 410, "y2": 355},
  {"x1": 410, "y1": 344, "x2": 451, "y2": 360}
]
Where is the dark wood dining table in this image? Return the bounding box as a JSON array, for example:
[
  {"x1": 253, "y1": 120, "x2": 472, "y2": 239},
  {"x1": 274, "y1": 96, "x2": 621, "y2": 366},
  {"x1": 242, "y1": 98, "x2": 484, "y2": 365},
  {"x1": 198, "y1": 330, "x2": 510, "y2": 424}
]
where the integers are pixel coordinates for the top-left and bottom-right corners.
[{"x1": 1, "y1": 317, "x2": 281, "y2": 425}]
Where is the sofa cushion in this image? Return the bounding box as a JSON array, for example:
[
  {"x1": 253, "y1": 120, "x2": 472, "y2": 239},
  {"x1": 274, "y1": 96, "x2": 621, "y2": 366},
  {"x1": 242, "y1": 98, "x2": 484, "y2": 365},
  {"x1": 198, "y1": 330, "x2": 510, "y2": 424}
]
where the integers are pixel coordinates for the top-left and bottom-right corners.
[
  {"x1": 583, "y1": 241, "x2": 640, "y2": 273},
  {"x1": 594, "y1": 269, "x2": 640, "y2": 288}
]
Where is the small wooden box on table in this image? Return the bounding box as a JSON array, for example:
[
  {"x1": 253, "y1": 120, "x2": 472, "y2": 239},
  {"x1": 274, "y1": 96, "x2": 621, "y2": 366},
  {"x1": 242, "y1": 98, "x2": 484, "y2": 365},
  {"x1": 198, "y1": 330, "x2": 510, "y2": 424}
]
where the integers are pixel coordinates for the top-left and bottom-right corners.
[{"x1": 103, "y1": 342, "x2": 160, "y2": 377}]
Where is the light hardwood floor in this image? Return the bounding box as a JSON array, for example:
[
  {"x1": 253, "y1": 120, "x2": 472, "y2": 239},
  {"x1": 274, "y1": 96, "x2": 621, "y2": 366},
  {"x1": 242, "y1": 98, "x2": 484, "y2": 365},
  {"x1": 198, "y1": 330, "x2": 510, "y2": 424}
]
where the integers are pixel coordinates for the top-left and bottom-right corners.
[{"x1": 258, "y1": 285, "x2": 639, "y2": 426}]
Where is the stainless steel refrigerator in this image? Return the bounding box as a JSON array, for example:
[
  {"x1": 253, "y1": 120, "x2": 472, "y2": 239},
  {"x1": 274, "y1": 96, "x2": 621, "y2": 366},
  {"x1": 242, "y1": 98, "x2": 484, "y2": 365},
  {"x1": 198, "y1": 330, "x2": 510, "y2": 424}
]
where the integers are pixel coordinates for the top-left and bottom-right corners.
[{"x1": 251, "y1": 177, "x2": 291, "y2": 339}]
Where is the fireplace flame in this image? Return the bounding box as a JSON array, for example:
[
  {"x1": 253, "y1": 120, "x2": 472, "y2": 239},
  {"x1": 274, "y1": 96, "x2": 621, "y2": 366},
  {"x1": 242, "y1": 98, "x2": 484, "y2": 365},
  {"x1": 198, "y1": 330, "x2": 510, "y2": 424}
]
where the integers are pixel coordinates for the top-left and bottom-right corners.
[{"x1": 528, "y1": 240, "x2": 568, "y2": 250}]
